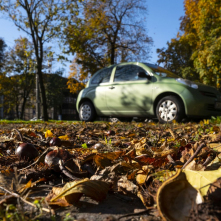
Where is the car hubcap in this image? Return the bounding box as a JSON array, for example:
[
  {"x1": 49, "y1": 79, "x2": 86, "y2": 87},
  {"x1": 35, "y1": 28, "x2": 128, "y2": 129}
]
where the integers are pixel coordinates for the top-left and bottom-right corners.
[
  {"x1": 80, "y1": 104, "x2": 91, "y2": 120},
  {"x1": 159, "y1": 100, "x2": 177, "y2": 122}
]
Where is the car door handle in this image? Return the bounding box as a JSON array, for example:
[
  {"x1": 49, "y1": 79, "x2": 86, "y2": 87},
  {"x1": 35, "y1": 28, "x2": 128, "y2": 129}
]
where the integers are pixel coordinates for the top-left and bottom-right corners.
[{"x1": 109, "y1": 86, "x2": 115, "y2": 89}]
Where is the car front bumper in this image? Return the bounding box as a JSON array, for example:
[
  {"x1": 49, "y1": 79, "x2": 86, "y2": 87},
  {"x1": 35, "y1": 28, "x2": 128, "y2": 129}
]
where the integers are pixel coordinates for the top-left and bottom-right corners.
[{"x1": 181, "y1": 87, "x2": 221, "y2": 118}]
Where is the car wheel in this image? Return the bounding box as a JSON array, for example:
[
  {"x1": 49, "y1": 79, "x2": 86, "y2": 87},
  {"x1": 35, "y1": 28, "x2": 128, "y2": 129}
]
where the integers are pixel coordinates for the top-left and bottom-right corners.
[
  {"x1": 156, "y1": 96, "x2": 184, "y2": 123},
  {"x1": 79, "y1": 101, "x2": 96, "y2": 122}
]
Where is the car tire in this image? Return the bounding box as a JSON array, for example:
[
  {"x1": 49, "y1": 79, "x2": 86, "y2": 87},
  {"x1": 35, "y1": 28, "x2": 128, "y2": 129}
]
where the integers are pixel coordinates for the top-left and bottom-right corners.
[
  {"x1": 79, "y1": 101, "x2": 96, "y2": 122},
  {"x1": 156, "y1": 96, "x2": 184, "y2": 123}
]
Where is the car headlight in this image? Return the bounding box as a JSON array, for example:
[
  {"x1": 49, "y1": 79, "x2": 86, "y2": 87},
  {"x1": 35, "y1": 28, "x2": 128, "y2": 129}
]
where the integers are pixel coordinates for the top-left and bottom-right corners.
[{"x1": 176, "y1": 78, "x2": 198, "y2": 89}]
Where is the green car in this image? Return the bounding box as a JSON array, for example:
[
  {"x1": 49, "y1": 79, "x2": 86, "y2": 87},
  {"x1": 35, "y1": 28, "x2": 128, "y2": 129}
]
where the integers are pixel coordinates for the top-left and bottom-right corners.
[{"x1": 76, "y1": 62, "x2": 221, "y2": 123}]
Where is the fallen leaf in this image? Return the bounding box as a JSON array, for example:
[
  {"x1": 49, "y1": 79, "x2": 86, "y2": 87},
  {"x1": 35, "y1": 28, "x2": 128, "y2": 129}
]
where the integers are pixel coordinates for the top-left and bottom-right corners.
[
  {"x1": 45, "y1": 130, "x2": 53, "y2": 138},
  {"x1": 157, "y1": 169, "x2": 202, "y2": 221},
  {"x1": 49, "y1": 178, "x2": 110, "y2": 205},
  {"x1": 183, "y1": 168, "x2": 221, "y2": 196},
  {"x1": 58, "y1": 135, "x2": 70, "y2": 140},
  {"x1": 207, "y1": 177, "x2": 221, "y2": 202}
]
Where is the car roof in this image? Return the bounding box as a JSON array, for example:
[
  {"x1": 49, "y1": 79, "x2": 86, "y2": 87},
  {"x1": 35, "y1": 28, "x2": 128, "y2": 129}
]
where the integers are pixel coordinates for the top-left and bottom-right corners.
[{"x1": 108, "y1": 62, "x2": 160, "y2": 69}]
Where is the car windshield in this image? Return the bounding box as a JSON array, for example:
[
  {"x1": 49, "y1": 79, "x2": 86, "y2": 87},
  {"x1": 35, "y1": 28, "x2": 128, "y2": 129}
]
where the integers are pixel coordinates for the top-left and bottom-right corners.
[{"x1": 144, "y1": 63, "x2": 179, "y2": 78}]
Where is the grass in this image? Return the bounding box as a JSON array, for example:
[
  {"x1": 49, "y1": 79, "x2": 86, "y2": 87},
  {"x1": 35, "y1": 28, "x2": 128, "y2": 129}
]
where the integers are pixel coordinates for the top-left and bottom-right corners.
[{"x1": 0, "y1": 119, "x2": 80, "y2": 124}]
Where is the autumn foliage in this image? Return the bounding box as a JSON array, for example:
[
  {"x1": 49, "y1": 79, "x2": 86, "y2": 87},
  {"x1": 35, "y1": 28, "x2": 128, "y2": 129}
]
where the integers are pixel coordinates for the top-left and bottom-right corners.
[{"x1": 157, "y1": 0, "x2": 221, "y2": 89}]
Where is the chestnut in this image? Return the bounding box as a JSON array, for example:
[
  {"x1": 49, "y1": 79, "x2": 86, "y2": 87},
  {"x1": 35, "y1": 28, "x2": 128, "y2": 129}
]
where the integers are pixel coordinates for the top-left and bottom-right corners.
[
  {"x1": 45, "y1": 149, "x2": 72, "y2": 168},
  {"x1": 49, "y1": 137, "x2": 61, "y2": 147},
  {"x1": 106, "y1": 130, "x2": 115, "y2": 136},
  {"x1": 93, "y1": 143, "x2": 104, "y2": 150},
  {"x1": 15, "y1": 143, "x2": 38, "y2": 161}
]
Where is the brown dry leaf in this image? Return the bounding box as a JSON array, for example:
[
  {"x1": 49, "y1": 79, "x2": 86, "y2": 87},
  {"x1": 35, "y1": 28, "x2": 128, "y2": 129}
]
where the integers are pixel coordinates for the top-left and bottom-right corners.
[
  {"x1": 207, "y1": 177, "x2": 221, "y2": 202},
  {"x1": 48, "y1": 178, "x2": 110, "y2": 206},
  {"x1": 153, "y1": 148, "x2": 175, "y2": 158},
  {"x1": 137, "y1": 189, "x2": 153, "y2": 208},
  {"x1": 212, "y1": 126, "x2": 220, "y2": 133},
  {"x1": 94, "y1": 155, "x2": 112, "y2": 168},
  {"x1": 124, "y1": 148, "x2": 136, "y2": 162},
  {"x1": 18, "y1": 178, "x2": 47, "y2": 194},
  {"x1": 120, "y1": 161, "x2": 141, "y2": 170},
  {"x1": 134, "y1": 154, "x2": 168, "y2": 168},
  {"x1": 209, "y1": 143, "x2": 221, "y2": 151},
  {"x1": 117, "y1": 176, "x2": 138, "y2": 194},
  {"x1": 0, "y1": 136, "x2": 14, "y2": 142},
  {"x1": 180, "y1": 147, "x2": 194, "y2": 163},
  {"x1": 157, "y1": 170, "x2": 202, "y2": 221},
  {"x1": 0, "y1": 173, "x2": 16, "y2": 194},
  {"x1": 127, "y1": 170, "x2": 138, "y2": 180},
  {"x1": 102, "y1": 151, "x2": 124, "y2": 161}
]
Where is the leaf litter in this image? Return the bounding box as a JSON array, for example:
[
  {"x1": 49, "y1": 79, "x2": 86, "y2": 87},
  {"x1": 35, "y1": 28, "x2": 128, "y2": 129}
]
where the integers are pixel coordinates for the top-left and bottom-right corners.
[{"x1": 0, "y1": 120, "x2": 221, "y2": 220}]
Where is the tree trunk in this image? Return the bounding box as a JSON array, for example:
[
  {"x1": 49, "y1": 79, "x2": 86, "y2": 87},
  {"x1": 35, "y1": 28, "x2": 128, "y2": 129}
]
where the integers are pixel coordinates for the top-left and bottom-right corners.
[
  {"x1": 21, "y1": 97, "x2": 26, "y2": 120},
  {"x1": 37, "y1": 66, "x2": 48, "y2": 121},
  {"x1": 110, "y1": 44, "x2": 115, "y2": 64},
  {"x1": 16, "y1": 104, "x2": 19, "y2": 119}
]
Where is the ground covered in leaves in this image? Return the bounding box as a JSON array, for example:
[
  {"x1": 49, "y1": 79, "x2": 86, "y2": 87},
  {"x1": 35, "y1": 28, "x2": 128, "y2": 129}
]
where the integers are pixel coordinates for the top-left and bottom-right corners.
[{"x1": 1, "y1": 119, "x2": 221, "y2": 221}]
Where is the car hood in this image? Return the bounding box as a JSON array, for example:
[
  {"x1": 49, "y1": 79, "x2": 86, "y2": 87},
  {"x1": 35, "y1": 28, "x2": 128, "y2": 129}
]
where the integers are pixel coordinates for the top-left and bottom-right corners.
[{"x1": 159, "y1": 77, "x2": 221, "y2": 95}]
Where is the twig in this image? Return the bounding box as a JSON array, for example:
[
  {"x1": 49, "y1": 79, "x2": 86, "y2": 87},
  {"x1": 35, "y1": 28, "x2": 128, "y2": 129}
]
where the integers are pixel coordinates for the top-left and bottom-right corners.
[
  {"x1": 167, "y1": 154, "x2": 175, "y2": 165},
  {"x1": 0, "y1": 185, "x2": 50, "y2": 213},
  {"x1": 12, "y1": 129, "x2": 23, "y2": 142},
  {"x1": 182, "y1": 143, "x2": 206, "y2": 169},
  {"x1": 58, "y1": 160, "x2": 80, "y2": 181},
  {"x1": 117, "y1": 207, "x2": 154, "y2": 220}
]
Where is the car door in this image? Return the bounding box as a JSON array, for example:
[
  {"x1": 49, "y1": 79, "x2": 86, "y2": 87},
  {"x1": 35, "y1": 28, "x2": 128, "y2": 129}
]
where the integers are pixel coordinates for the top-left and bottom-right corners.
[
  {"x1": 105, "y1": 64, "x2": 153, "y2": 116},
  {"x1": 88, "y1": 66, "x2": 114, "y2": 115}
]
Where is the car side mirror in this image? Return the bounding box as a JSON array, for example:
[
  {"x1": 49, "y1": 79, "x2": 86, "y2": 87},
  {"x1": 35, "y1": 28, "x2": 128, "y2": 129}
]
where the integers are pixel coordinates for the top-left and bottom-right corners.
[{"x1": 137, "y1": 72, "x2": 151, "y2": 80}]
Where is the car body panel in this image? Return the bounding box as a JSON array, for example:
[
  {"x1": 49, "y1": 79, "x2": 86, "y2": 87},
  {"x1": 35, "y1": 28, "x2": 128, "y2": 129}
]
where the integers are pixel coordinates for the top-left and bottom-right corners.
[
  {"x1": 76, "y1": 62, "x2": 221, "y2": 119},
  {"x1": 105, "y1": 80, "x2": 153, "y2": 116}
]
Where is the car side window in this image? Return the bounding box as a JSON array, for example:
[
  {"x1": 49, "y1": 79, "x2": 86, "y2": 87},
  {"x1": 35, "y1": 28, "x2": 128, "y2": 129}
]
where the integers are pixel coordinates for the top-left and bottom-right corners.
[
  {"x1": 91, "y1": 67, "x2": 113, "y2": 85},
  {"x1": 114, "y1": 65, "x2": 148, "y2": 82}
]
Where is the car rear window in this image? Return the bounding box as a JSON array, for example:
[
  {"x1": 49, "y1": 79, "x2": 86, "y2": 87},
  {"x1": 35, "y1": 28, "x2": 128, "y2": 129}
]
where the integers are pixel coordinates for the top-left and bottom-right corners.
[{"x1": 91, "y1": 67, "x2": 113, "y2": 84}]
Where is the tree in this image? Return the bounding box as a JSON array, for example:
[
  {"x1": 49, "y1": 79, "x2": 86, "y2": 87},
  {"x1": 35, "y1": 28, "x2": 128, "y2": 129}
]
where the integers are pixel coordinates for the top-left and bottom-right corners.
[
  {"x1": 0, "y1": 0, "x2": 79, "y2": 120},
  {"x1": 46, "y1": 70, "x2": 67, "y2": 116},
  {"x1": 65, "y1": 0, "x2": 153, "y2": 92},
  {"x1": 1, "y1": 37, "x2": 35, "y2": 119},
  {"x1": 182, "y1": 0, "x2": 221, "y2": 88},
  {"x1": 158, "y1": 0, "x2": 221, "y2": 88},
  {"x1": 157, "y1": 36, "x2": 199, "y2": 82},
  {"x1": 0, "y1": 38, "x2": 7, "y2": 72},
  {"x1": 67, "y1": 58, "x2": 89, "y2": 94}
]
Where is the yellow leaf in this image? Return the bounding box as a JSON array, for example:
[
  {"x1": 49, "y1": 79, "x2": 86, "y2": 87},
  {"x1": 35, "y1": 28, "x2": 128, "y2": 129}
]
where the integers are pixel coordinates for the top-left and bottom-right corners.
[
  {"x1": 183, "y1": 168, "x2": 221, "y2": 196},
  {"x1": 25, "y1": 179, "x2": 32, "y2": 188},
  {"x1": 137, "y1": 123, "x2": 143, "y2": 128},
  {"x1": 204, "y1": 119, "x2": 209, "y2": 125},
  {"x1": 58, "y1": 135, "x2": 69, "y2": 140},
  {"x1": 172, "y1": 120, "x2": 177, "y2": 124},
  {"x1": 136, "y1": 173, "x2": 148, "y2": 185},
  {"x1": 45, "y1": 130, "x2": 53, "y2": 138},
  {"x1": 120, "y1": 136, "x2": 127, "y2": 140}
]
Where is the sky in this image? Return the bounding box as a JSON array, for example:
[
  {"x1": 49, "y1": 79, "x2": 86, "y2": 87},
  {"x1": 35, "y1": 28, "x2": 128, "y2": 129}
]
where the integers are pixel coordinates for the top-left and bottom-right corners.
[{"x1": 0, "y1": 0, "x2": 185, "y2": 77}]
